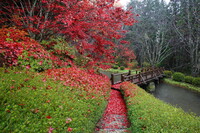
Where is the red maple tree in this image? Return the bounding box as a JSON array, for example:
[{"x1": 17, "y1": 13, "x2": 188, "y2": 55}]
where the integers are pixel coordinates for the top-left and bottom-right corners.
[{"x1": 1, "y1": 0, "x2": 136, "y2": 67}]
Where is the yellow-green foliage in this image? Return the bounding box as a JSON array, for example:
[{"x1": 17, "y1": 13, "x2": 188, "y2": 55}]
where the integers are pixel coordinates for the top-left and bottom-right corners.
[
  {"x1": 163, "y1": 70, "x2": 173, "y2": 78},
  {"x1": 121, "y1": 83, "x2": 200, "y2": 133}
]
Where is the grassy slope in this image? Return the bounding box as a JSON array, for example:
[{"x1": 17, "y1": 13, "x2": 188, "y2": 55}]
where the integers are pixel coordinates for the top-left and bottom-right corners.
[
  {"x1": 121, "y1": 83, "x2": 200, "y2": 133},
  {"x1": 164, "y1": 78, "x2": 200, "y2": 93},
  {"x1": 0, "y1": 68, "x2": 109, "y2": 133}
]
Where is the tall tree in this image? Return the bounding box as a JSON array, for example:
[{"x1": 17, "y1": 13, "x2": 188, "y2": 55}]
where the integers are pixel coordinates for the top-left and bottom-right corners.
[
  {"x1": 126, "y1": 0, "x2": 171, "y2": 66},
  {"x1": 170, "y1": 0, "x2": 200, "y2": 75}
]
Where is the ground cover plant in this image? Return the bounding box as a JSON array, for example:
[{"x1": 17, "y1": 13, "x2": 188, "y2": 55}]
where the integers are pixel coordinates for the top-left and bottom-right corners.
[
  {"x1": 0, "y1": 67, "x2": 111, "y2": 132},
  {"x1": 164, "y1": 78, "x2": 200, "y2": 93},
  {"x1": 121, "y1": 82, "x2": 200, "y2": 133}
]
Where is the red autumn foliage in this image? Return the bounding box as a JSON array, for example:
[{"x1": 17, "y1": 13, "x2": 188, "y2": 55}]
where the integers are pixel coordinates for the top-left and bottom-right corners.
[
  {"x1": 1, "y1": 0, "x2": 136, "y2": 65},
  {"x1": 115, "y1": 44, "x2": 136, "y2": 62},
  {"x1": 121, "y1": 82, "x2": 138, "y2": 97},
  {"x1": 46, "y1": 67, "x2": 111, "y2": 98},
  {"x1": 0, "y1": 27, "x2": 70, "y2": 67},
  {"x1": 46, "y1": 115, "x2": 52, "y2": 119},
  {"x1": 96, "y1": 89, "x2": 130, "y2": 130}
]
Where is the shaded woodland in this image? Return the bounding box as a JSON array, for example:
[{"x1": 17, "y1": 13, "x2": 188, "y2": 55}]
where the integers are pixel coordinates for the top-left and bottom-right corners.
[{"x1": 126, "y1": 0, "x2": 200, "y2": 76}]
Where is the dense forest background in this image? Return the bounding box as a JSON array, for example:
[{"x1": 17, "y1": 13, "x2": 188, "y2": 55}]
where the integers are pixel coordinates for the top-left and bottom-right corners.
[{"x1": 125, "y1": 0, "x2": 200, "y2": 76}]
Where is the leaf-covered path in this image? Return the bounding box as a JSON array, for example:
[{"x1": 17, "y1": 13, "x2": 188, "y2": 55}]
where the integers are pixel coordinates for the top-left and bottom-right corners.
[{"x1": 95, "y1": 84, "x2": 130, "y2": 133}]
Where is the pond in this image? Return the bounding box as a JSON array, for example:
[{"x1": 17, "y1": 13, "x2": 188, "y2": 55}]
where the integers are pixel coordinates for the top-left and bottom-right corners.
[{"x1": 152, "y1": 83, "x2": 200, "y2": 116}]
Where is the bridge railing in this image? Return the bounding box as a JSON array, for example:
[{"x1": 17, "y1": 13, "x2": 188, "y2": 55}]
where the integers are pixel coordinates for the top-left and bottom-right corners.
[
  {"x1": 110, "y1": 70, "x2": 131, "y2": 85},
  {"x1": 111, "y1": 67, "x2": 165, "y2": 85}
]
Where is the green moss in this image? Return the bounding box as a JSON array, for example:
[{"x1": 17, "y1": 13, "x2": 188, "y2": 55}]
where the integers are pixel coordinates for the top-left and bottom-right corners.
[
  {"x1": 121, "y1": 83, "x2": 200, "y2": 133},
  {"x1": 0, "y1": 68, "x2": 108, "y2": 133},
  {"x1": 164, "y1": 78, "x2": 200, "y2": 93}
]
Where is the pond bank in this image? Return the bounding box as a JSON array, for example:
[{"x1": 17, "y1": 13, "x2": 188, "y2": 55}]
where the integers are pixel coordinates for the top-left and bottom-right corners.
[
  {"x1": 152, "y1": 83, "x2": 200, "y2": 116},
  {"x1": 164, "y1": 78, "x2": 200, "y2": 93}
]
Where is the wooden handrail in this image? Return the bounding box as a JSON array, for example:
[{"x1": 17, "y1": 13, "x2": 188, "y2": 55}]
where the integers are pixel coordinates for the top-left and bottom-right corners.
[{"x1": 110, "y1": 67, "x2": 165, "y2": 85}]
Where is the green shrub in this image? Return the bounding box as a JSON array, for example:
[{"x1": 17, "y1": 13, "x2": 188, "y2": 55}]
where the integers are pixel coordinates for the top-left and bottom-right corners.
[
  {"x1": 112, "y1": 65, "x2": 118, "y2": 69},
  {"x1": 172, "y1": 72, "x2": 185, "y2": 82},
  {"x1": 185, "y1": 76, "x2": 194, "y2": 84},
  {"x1": 164, "y1": 70, "x2": 173, "y2": 78},
  {"x1": 192, "y1": 77, "x2": 200, "y2": 87},
  {"x1": 120, "y1": 66, "x2": 125, "y2": 70}
]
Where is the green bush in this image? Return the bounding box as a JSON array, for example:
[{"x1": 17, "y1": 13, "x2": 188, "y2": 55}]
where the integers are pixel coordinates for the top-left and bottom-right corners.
[
  {"x1": 112, "y1": 65, "x2": 118, "y2": 69},
  {"x1": 120, "y1": 66, "x2": 125, "y2": 70},
  {"x1": 192, "y1": 77, "x2": 200, "y2": 87},
  {"x1": 172, "y1": 72, "x2": 185, "y2": 82},
  {"x1": 185, "y1": 76, "x2": 194, "y2": 84},
  {"x1": 164, "y1": 70, "x2": 173, "y2": 78},
  {"x1": 121, "y1": 83, "x2": 200, "y2": 133}
]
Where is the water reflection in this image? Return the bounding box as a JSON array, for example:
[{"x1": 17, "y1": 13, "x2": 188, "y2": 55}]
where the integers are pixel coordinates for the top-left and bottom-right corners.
[{"x1": 152, "y1": 83, "x2": 200, "y2": 116}]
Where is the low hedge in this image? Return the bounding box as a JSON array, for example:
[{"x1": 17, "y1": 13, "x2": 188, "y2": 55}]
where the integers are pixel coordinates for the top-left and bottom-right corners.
[
  {"x1": 112, "y1": 65, "x2": 118, "y2": 69},
  {"x1": 163, "y1": 70, "x2": 173, "y2": 78},
  {"x1": 192, "y1": 77, "x2": 200, "y2": 87},
  {"x1": 121, "y1": 82, "x2": 200, "y2": 133},
  {"x1": 120, "y1": 66, "x2": 125, "y2": 70},
  {"x1": 185, "y1": 76, "x2": 194, "y2": 84},
  {"x1": 0, "y1": 68, "x2": 110, "y2": 133},
  {"x1": 172, "y1": 72, "x2": 185, "y2": 82}
]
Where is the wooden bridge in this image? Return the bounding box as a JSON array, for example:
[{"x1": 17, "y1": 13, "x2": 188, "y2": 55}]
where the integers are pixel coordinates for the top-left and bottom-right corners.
[{"x1": 110, "y1": 67, "x2": 165, "y2": 85}]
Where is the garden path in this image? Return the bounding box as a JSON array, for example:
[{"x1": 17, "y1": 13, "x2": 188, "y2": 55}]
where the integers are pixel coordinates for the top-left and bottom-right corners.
[{"x1": 95, "y1": 84, "x2": 130, "y2": 133}]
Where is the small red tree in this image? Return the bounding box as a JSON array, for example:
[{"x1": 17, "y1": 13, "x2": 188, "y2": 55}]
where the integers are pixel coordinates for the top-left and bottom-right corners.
[
  {"x1": 114, "y1": 43, "x2": 136, "y2": 67},
  {"x1": 1, "y1": 0, "x2": 136, "y2": 67},
  {"x1": 0, "y1": 27, "x2": 69, "y2": 69}
]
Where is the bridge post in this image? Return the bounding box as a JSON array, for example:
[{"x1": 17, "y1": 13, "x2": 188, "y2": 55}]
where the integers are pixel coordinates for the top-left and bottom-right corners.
[
  {"x1": 139, "y1": 72, "x2": 141, "y2": 84},
  {"x1": 111, "y1": 74, "x2": 114, "y2": 85},
  {"x1": 128, "y1": 70, "x2": 131, "y2": 75},
  {"x1": 121, "y1": 75, "x2": 124, "y2": 82}
]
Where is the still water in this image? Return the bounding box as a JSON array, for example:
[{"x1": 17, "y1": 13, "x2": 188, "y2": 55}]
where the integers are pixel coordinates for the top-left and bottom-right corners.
[{"x1": 152, "y1": 83, "x2": 200, "y2": 116}]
